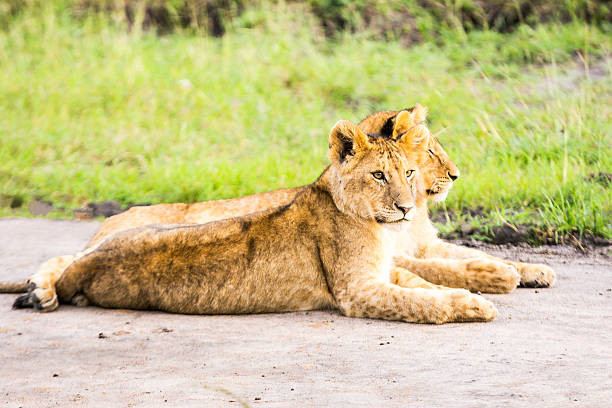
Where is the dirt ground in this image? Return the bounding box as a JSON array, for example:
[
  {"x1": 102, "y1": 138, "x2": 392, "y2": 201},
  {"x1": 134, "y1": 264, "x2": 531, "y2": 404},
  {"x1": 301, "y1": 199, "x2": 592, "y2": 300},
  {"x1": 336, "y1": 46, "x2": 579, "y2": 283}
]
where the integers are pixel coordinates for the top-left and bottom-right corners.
[{"x1": 0, "y1": 218, "x2": 611, "y2": 407}]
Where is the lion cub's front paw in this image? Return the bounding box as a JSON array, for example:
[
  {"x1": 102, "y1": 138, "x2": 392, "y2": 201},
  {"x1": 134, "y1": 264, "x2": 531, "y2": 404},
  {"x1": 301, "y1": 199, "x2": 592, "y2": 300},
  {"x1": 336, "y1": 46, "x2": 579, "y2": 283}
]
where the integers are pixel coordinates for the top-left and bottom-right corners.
[
  {"x1": 432, "y1": 289, "x2": 498, "y2": 324},
  {"x1": 463, "y1": 258, "x2": 520, "y2": 294},
  {"x1": 516, "y1": 263, "x2": 556, "y2": 288},
  {"x1": 448, "y1": 289, "x2": 498, "y2": 323}
]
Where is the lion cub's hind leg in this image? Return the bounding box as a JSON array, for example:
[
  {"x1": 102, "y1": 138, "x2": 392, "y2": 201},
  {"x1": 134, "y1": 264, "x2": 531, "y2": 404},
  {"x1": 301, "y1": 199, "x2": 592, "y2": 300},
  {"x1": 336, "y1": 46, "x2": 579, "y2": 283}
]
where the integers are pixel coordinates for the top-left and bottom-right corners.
[{"x1": 13, "y1": 255, "x2": 75, "y2": 312}]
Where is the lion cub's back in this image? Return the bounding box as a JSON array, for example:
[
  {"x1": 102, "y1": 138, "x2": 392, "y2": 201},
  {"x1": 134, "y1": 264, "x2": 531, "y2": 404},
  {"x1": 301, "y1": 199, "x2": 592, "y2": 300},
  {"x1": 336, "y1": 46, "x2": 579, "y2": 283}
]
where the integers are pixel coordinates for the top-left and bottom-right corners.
[
  {"x1": 184, "y1": 187, "x2": 302, "y2": 224},
  {"x1": 86, "y1": 203, "x2": 193, "y2": 247},
  {"x1": 87, "y1": 188, "x2": 303, "y2": 248}
]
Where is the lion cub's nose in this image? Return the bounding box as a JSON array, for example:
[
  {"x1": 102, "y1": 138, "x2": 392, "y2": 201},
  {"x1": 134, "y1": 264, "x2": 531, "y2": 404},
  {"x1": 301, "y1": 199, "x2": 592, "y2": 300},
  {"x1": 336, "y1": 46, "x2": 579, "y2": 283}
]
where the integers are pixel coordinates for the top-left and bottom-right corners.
[
  {"x1": 394, "y1": 203, "x2": 413, "y2": 215},
  {"x1": 448, "y1": 171, "x2": 459, "y2": 181}
]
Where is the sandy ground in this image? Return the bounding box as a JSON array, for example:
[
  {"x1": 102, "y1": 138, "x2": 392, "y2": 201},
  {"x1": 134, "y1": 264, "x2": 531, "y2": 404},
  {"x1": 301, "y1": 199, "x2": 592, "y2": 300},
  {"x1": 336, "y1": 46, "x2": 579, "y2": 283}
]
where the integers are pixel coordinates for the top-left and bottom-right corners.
[{"x1": 0, "y1": 218, "x2": 611, "y2": 407}]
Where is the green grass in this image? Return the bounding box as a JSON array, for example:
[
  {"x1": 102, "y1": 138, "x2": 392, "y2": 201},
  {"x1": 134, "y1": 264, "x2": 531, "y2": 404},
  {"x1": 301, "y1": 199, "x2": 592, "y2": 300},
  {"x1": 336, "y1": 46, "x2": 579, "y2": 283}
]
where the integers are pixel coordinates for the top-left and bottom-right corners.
[{"x1": 0, "y1": 3, "x2": 610, "y2": 240}]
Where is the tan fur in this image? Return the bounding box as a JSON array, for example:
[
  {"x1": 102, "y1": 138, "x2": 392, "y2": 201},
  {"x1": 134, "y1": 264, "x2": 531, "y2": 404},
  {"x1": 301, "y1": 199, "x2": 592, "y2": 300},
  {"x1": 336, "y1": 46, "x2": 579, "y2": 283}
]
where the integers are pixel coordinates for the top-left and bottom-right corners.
[
  {"x1": 51, "y1": 120, "x2": 497, "y2": 324},
  {"x1": 87, "y1": 188, "x2": 302, "y2": 247},
  {"x1": 6, "y1": 105, "x2": 554, "y2": 311}
]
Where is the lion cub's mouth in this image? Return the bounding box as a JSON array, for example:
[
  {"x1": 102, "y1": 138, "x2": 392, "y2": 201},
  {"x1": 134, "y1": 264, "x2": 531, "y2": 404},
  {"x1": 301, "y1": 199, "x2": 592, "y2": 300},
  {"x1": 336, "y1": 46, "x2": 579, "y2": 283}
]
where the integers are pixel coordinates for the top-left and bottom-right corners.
[
  {"x1": 375, "y1": 217, "x2": 413, "y2": 224},
  {"x1": 426, "y1": 186, "x2": 445, "y2": 196},
  {"x1": 427, "y1": 181, "x2": 453, "y2": 197},
  {"x1": 427, "y1": 187, "x2": 451, "y2": 203}
]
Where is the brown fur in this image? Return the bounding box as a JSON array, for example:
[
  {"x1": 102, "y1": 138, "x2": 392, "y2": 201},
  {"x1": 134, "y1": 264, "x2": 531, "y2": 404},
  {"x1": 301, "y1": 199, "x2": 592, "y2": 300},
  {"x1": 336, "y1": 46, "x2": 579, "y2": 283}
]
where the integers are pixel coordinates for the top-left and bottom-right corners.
[
  {"x1": 53, "y1": 120, "x2": 497, "y2": 324},
  {"x1": 6, "y1": 105, "x2": 554, "y2": 311}
]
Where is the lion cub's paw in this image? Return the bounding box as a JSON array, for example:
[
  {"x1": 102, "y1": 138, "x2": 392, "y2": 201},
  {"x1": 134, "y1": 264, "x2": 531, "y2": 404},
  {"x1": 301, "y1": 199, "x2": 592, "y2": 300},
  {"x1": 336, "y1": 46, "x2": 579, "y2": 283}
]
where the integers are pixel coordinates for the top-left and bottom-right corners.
[
  {"x1": 463, "y1": 259, "x2": 520, "y2": 294},
  {"x1": 31, "y1": 283, "x2": 59, "y2": 312},
  {"x1": 516, "y1": 263, "x2": 556, "y2": 288},
  {"x1": 13, "y1": 281, "x2": 59, "y2": 312},
  {"x1": 432, "y1": 289, "x2": 498, "y2": 324},
  {"x1": 12, "y1": 290, "x2": 33, "y2": 309}
]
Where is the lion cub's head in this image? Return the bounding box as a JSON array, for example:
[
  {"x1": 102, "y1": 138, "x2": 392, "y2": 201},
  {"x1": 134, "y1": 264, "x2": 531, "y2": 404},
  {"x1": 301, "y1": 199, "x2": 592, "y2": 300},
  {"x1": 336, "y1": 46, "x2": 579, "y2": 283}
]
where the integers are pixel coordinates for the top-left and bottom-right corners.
[
  {"x1": 359, "y1": 104, "x2": 460, "y2": 202},
  {"x1": 326, "y1": 120, "x2": 423, "y2": 225}
]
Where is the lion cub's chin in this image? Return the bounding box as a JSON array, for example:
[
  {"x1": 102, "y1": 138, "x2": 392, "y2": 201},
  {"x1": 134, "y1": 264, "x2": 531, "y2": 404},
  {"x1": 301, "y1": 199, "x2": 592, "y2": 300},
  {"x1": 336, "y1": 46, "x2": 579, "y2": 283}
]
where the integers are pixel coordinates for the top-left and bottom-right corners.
[
  {"x1": 381, "y1": 219, "x2": 412, "y2": 232},
  {"x1": 430, "y1": 190, "x2": 450, "y2": 203}
]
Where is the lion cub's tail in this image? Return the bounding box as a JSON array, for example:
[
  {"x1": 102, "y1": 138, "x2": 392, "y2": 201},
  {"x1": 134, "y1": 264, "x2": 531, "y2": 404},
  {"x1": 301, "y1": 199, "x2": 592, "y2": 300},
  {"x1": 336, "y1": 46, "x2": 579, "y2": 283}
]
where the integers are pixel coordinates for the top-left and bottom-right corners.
[{"x1": 0, "y1": 281, "x2": 28, "y2": 293}]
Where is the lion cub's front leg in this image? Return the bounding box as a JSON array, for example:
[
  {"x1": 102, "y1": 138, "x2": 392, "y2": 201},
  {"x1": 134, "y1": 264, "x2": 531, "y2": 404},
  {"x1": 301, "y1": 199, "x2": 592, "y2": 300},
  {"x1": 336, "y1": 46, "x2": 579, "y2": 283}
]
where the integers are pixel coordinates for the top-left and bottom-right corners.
[
  {"x1": 424, "y1": 241, "x2": 556, "y2": 288},
  {"x1": 390, "y1": 266, "x2": 451, "y2": 290},
  {"x1": 334, "y1": 273, "x2": 498, "y2": 324},
  {"x1": 394, "y1": 256, "x2": 520, "y2": 294}
]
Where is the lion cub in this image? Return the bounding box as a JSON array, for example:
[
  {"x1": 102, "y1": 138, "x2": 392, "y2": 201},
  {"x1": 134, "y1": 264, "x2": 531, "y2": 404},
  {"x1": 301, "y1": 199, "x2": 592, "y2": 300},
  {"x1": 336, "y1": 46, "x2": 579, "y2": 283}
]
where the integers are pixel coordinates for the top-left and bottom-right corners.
[
  {"x1": 50, "y1": 120, "x2": 497, "y2": 324},
  {"x1": 4, "y1": 104, "x2": 553, "y2": 312}
]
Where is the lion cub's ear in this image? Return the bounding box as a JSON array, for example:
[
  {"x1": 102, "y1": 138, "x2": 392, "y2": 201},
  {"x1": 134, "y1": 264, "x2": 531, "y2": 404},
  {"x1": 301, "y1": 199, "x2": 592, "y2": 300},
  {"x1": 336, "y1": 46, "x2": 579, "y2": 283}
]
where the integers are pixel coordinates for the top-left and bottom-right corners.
[
  {"x1": 392, "y1": 103, "x2": 428, "y2": 138},
  {"x1": 394, "y1": 104, "x2": 430, "y2": 148},
  {"x1": 328, "y1": 120, "x2": 371, "y2": 164}
]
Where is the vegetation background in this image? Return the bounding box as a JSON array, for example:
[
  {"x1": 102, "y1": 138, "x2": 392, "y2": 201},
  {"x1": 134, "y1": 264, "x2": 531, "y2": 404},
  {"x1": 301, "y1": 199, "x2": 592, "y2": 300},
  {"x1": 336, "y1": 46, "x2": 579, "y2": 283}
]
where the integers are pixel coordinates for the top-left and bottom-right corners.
[{"x1": 0, "y1": 0, "x2": 610, "y2": 245}]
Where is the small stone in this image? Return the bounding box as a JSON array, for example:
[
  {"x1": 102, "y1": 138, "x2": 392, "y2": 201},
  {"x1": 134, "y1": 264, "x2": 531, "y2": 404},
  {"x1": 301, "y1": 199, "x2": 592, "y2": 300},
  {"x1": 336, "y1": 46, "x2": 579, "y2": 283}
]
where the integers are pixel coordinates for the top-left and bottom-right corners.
[
  {"x1": 254, "y1": 397, "x2": 261, "y2": 401},
  {"x1": 152, "y1": 327, "x2": 173, "y2": 334},
  {"x1": 29, "y1": 200, "x2": 54, "y2": 216},
  {"x1": 52, "y1": 373, "x2": 59, "y2": 377},
  {"x1": 98, "y1": 332, "x2": 107, "y2": 339}
]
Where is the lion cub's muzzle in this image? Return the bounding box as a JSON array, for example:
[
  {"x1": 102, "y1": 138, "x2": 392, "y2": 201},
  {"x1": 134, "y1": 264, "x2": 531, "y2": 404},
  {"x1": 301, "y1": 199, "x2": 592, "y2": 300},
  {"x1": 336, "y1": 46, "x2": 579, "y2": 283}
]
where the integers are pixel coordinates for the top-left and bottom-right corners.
[
  {"x1": 394, "y1": 203, "x2": 415, "y2": 222},
  {"x1": 376, "y1": 204, "x2": 415, "y2": 224}
]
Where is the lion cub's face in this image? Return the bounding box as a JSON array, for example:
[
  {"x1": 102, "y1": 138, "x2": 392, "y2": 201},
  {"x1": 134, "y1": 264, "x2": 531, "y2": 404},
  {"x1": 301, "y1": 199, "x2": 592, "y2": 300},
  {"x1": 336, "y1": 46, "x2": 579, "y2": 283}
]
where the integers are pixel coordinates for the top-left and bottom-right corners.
[
  {"x1": 362, "y1": 104, "x2": 460, "y2": 203},
  {"x1": 420, "y1": 136, "x2": 459, "y2": 202},
  {"x1": 327, "y1": 120, "x2": 422, "y2": 224}
]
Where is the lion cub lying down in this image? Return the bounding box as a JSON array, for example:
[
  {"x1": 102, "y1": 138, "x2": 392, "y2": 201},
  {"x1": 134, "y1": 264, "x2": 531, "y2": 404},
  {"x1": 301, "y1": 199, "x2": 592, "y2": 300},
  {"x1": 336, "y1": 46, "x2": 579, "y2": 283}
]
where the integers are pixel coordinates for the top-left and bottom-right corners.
[
  {"x1": 6, "y1": 104, "x2": 554, "y2": 313},
  {"x1": 44, "y1": 120, "x2": 497, "y2": 323}
]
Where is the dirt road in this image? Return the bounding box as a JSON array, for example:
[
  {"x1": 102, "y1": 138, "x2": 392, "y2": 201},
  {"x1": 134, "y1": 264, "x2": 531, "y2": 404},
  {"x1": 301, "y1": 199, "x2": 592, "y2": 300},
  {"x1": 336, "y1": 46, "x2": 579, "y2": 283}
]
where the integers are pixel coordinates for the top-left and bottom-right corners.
[{"x1": 1, "y1": 218, "x2": 610, "y2": 407}]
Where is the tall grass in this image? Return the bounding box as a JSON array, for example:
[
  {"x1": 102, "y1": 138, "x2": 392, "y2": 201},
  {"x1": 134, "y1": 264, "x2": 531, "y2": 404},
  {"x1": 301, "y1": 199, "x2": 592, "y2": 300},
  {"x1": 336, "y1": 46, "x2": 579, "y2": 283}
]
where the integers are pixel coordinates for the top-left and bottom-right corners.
[{"x1": 0, "y1": 3, "x2": 610, "y2": 239}]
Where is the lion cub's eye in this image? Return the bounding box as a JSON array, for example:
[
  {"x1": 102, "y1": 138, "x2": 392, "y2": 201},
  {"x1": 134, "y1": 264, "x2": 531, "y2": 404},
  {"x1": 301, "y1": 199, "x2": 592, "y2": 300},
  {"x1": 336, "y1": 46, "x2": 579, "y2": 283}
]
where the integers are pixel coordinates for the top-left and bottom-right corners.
[
  {"x1": 427, "y1": 149, "x2": 435, "y2": 157},
  {"x1": 406, "y1": 170, "x2": 415, "y2": 179},
  {"x1": 372, "y1": 171, "x2": 385, "y2": 181}
]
